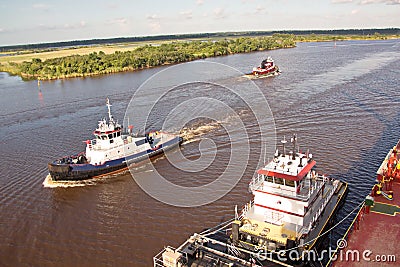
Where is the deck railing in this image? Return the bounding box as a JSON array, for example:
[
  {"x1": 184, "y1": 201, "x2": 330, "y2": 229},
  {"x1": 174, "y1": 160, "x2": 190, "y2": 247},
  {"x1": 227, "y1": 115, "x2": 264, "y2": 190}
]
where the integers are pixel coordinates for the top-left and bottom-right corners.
[
  {"x1": 153, "y1": 246, "x2": 183, "y2": 267},
  {"x1": 250, "y1": 173, "x2": 328, "y2": 202}
]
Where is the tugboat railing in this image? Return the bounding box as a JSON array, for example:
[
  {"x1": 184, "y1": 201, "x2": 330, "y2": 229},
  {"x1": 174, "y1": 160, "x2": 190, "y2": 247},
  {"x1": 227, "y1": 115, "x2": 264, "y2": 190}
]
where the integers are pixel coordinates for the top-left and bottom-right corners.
[
  {"x1": 153, "y1": 248, "x2": 166, "y2": 267},
  {"x1": 237, "y1": 200, "x2": 254, "y2": 220},
  {"x1": 250, "y1": 175, "x2": 327, "y2": 202},
  {"x1": 153, "y1": 246, "x2": 174, "y2": 267}
]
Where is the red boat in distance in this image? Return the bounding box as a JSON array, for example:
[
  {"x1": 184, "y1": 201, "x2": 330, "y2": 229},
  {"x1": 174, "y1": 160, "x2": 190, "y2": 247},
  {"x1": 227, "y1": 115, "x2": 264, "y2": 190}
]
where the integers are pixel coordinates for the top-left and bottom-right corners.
[{"x1": 247, "y1": 56, "x2": 280, "y2": 78}]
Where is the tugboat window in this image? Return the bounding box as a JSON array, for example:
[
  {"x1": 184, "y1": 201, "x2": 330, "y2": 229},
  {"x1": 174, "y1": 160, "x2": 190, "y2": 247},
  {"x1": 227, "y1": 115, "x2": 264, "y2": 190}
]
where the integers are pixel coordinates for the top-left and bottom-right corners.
[
  {"x1": 285, "y1": 179, "x2": 295, "y2": 187},
  {"x1": 265, "y1": 176, "x2": 273, "y2": 183},
  {"x1": 101, "y1": 135, "x2": 107, "y2": 140},
  {"x1": 108, "y1": 134, "x2": 113, "y2": 139},
  {"x1": 275, "y1": 178, "x2": 284, "y2": 185}
]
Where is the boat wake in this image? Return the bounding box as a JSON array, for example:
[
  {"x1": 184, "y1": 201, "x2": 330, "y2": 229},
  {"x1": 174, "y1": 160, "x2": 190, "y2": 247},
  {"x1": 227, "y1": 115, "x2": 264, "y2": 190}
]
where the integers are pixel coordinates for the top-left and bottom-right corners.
[
  {"x1": 180, "y1": 122, "x2": 222, "y2": 144},
  {"x1": 42, "y1": 171, "x2": 130, "y2": 188},
  {"x1": 43, "y1": 174, "x2": 93, "y2": 188},
  {"x1": 179, "y1": 109, "x2": 249, "y2": 145}
]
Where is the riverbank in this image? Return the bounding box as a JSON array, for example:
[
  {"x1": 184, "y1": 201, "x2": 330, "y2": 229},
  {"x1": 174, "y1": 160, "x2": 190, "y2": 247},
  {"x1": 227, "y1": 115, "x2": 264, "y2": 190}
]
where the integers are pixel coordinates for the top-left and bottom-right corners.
[
  {"x1": 0, "y1": 35, "x2": 296, "y2": 80},
  {"x1": 0, "y1": 33, "x2": 398, "y2": 81}
]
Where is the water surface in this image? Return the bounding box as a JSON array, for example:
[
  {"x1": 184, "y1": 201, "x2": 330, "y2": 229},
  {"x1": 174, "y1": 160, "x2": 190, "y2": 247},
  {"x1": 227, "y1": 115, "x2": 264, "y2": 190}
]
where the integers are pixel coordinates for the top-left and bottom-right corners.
[{"x1": 1, "y1": 39, "x2": 399, "y2": 266}]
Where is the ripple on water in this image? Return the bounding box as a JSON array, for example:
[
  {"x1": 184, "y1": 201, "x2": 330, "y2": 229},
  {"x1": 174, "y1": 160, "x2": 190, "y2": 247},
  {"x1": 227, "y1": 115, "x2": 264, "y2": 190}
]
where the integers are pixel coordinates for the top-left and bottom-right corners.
[{"x1": 0, "y1": 39, "x2": 400, "y2": 266}]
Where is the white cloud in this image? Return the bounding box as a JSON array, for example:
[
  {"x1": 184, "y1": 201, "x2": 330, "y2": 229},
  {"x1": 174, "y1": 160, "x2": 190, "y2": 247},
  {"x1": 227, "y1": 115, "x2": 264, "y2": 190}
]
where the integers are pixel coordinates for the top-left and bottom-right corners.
[
  {"x1": 63, "y1": 21, "x2": 88, "y2": 29},
  {"x1": 107, "y1": 3, "x2": 118, "y2": 9},
  {"x1": 146, "y1": 14, "x2": 161, "y2": 32},
  {"x1": 254, "y1": 5, "x2": 266, "y2": 14},
  {"x1": 351, "y1": 9, "x2": 359, "y2": 14},
  {"x1": 332, "y1": 0, "x2": 354, "y2": 3},
  {"x1": 360, "y1": 0, "x2": 378, "y2": 3},
  {"x1": 376, "y1": 0, "x2": 400, "y2": 4},
  {"x1": 213, "y1": 7, "x2": 227, "y2": 19},
  {"x1": 32, "y1": 3, "x2": 51, "y2": 9},
  {"x1": 37, "y1": 23, "x2": 57, "y2": 30},
  {"x1": 333, "y1": 0, "x2": 400, "y2": 4},
  {"x1": 180, "y1": 10, "x2": 193, "y2": 19},
  {"x1": 146, "y1": 14, "x2": 160, "y2": 20},
  {"x1": 196, "y1": 0, "x2": 204, "y2": 5},
  {"x1": 149, "y1": 22, "x2": 161, "y2": 32},
  {"x1": 106, "y1": 18, "x2": 128, "y2": 26}
]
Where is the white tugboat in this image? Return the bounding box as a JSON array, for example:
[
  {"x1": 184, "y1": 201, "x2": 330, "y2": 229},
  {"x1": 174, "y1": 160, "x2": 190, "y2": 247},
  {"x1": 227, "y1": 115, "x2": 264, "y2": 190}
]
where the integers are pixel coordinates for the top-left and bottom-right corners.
[
  {"x1": 153, "y1": 135, "x2": 348, "y2": 266},
  {"x1": 48, "y1": 98, "x2": 182, "y2": 181}
]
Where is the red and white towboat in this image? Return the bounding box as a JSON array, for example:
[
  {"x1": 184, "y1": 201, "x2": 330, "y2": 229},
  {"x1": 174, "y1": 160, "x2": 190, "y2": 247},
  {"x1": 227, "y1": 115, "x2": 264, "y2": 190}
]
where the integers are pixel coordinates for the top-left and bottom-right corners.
[
  {"x1": 247, "y1": 56, "x2": 280, "y2": 78},
  {"x1": 153, "y1": 135, "x2": 348, "y2": 267}
]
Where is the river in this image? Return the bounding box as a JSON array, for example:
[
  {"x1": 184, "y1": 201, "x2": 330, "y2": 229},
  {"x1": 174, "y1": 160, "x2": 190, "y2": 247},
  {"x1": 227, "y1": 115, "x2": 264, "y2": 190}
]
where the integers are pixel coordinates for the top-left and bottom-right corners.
[{"x1": 0, "y1": 39, "x2": 399, "y2": 266}]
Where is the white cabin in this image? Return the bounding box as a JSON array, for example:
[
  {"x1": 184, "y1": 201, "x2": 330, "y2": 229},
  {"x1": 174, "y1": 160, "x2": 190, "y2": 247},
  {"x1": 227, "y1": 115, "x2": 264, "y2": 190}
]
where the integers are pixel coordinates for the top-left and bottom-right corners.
[
  {"x1": 84, "y1": 99, "x2": 152, "y2": 165},
  {"x1": 244, "y1": 135, "x2": 339, "y2": 236}
]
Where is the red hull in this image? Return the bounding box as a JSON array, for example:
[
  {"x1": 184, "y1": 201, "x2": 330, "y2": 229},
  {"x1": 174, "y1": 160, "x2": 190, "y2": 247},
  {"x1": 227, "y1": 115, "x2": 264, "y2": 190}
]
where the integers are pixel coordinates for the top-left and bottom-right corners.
[{"x1": 330, "y1": 140, "x2": 400, "y2": 266}]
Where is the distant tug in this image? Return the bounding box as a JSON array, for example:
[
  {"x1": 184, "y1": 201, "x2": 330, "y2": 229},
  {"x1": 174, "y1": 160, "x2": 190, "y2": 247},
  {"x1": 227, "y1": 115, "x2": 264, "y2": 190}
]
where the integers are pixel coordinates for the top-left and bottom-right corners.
[
  {"x1": 154, "y1": 135, "x2": 348, "y2": 267},
  {"x1": 246, "y1": 56, "x2": 280, "y2": 79},
  {"x1": 47, "y1": 98, "x2": 182, "y2": 181}
]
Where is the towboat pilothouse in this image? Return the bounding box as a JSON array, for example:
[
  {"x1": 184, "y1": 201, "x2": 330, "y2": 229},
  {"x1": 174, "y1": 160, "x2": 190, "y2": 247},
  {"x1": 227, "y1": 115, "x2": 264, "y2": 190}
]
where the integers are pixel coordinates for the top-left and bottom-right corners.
[
  {"x1": 153, "y1": 135, "x2": 348, "y2": 267},
  {"x1": 231, "y1": 135, "x2": 348, "y2": 262}
]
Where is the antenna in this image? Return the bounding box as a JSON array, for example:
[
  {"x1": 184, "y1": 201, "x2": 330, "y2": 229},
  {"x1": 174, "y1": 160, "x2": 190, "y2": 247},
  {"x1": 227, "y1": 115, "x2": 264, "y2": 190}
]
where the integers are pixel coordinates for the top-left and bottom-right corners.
[
  {"x1": 106, "y1": 98, "x2": 113, "y2": 122},
  {"x1": 291, "y1": 134, "x2": 297, "y2": 160},
  {"x1": 281, "y1": 136, "x2": 287, "y2": 156}
]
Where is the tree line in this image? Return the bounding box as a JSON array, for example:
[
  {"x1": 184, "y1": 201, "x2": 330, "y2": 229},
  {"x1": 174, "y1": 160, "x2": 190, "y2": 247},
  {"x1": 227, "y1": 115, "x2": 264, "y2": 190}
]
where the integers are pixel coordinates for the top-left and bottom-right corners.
[
  {"x1": 6, "y1": 35, "x2": 296, "y2": 80},
  {"x1": 1, "y1": 28, "x2": 398, "y2": 52}
]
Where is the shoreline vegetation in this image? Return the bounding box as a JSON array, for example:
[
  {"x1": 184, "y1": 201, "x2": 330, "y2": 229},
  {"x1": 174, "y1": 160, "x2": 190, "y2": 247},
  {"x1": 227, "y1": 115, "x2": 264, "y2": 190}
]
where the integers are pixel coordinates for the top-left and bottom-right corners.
[{"x1": 0, "y1": 30, "x2": 399, "y2": 81}]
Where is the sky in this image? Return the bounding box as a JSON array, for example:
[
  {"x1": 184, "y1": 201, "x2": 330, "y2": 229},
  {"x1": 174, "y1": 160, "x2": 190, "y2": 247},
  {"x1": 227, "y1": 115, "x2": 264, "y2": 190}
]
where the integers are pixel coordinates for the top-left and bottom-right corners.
[{"x1": 0, "y1": 0, "x2": 399, "y2": 46}]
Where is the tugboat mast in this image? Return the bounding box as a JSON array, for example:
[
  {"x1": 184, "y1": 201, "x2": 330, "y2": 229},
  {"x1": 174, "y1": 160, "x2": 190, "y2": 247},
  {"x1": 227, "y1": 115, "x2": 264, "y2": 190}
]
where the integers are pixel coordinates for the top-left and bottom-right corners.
[
  {"x1": 106, "y1": 98, "x2": 114, "y2": 122},
  {"x1": 291, "y1": 134, "x2": 297, "y2": 160},
  {"x1": 281, "y1": 136, "x2": 287, "y2": 156}
]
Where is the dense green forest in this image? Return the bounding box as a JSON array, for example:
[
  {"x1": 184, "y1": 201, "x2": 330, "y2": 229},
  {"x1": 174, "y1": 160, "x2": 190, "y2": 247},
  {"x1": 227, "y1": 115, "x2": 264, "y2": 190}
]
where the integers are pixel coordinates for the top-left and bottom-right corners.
[{"x1": 1, "y1": 35, "x2": 296, "y2": 80}]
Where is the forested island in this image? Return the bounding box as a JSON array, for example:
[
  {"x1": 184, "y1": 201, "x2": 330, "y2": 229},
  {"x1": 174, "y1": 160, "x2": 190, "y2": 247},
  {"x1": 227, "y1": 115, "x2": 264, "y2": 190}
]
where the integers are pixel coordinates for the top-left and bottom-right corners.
[{"x1": 0, "y1": 29, "x2": 398, "y2": 80}]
